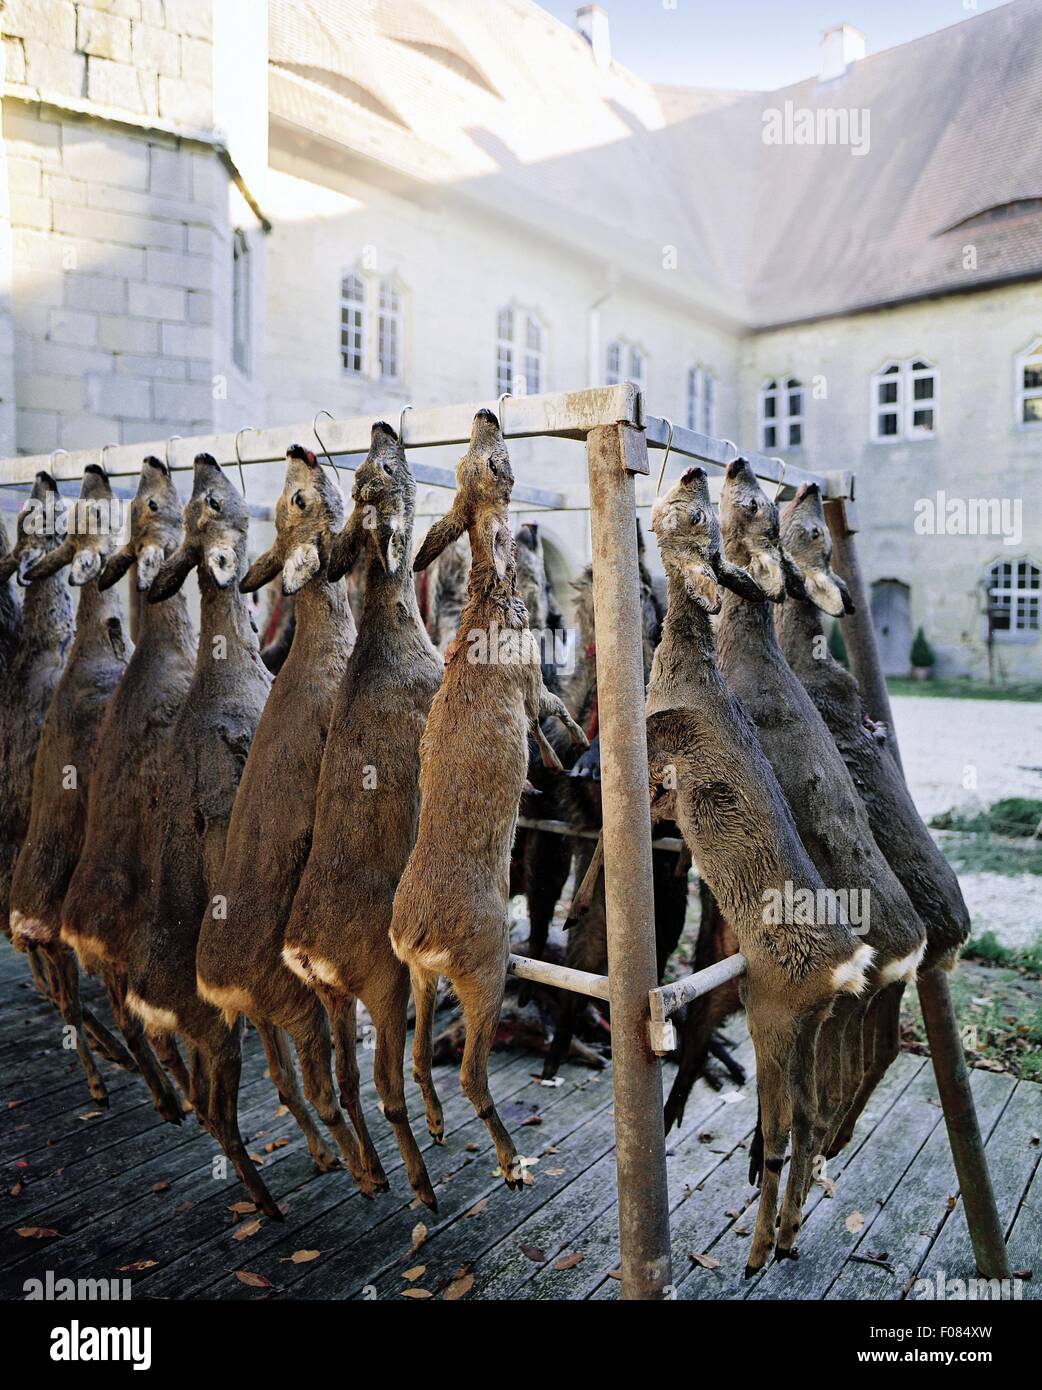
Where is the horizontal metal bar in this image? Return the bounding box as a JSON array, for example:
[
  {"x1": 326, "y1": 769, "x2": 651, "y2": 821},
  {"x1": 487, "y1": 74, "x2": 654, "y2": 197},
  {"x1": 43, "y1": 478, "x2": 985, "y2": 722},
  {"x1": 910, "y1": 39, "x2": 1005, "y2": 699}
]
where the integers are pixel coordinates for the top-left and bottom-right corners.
[
  {"x1": 644, "y1": 416, "x2": 833, "y2": 496},
  {"x1": 515, "y1": 816, "x2": 682, "y2": 853},
  {"x1": 506, "y1": 953, "x2": 611, "y2": 1002},
  {"x1": 0, "y1": 385, "x2": 642, "y2": 497},
  {"x1": 649, "y1": 953, "x2": 747, "y2": 1022}
]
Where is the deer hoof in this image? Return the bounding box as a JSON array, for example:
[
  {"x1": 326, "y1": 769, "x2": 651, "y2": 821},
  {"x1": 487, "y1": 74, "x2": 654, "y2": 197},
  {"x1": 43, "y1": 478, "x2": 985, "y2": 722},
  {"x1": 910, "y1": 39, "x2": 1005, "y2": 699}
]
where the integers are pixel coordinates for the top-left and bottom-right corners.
[
  {"x1": 774, "y1": 1246, "x2": 799, "y2": 1262},
  {"x1": 743, "y1": 1263, "x2": 762, "y2": 1280}
]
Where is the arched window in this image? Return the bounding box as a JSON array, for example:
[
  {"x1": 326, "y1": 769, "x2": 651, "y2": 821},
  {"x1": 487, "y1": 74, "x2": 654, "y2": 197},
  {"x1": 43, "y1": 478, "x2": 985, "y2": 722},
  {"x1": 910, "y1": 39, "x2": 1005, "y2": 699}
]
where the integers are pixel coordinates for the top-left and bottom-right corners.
[
  {"x1": 340, "y1": 272, "x2": 367, "y2": 376},
  {"x1": 496, "y1": 305, "x2": 546, "y2": 396},
  {"x1": 986, "y1": 558, "x2": 1040, "y2": 636},
  {"x1": 1015, "y1": 338, "x2": 1042, "y2": 426},
  {"x1": 606, "y1": 338, "x2": 647, "y2": 392},
  {"x1": 870, "y1": 358, "x2": 936, "y2": 440},
  {"x1": 758, "y1": 377, "x2": 803, "y2": 450},
  {"x1": 687, "y1": 366, "x2": 715, "y2": 435}
]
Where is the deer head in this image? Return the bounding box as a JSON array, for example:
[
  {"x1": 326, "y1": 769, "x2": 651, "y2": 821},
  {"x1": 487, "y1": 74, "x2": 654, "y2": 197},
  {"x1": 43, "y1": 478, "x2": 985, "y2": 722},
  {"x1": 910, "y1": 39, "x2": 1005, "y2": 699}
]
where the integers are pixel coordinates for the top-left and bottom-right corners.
[
  {"x1": 0, "y1": 472, "x2": 69, "y2": 588},
  {"x1": 240, "y1": 446, "x2": 345, "y2": 596},
  {"x1": 413, "y1": 408, "x2": 514, "y2": 577},
  {"x1": 148, "y1": 454, "x2": 250, "y2": 603},
  {"x1": 22, "y1": 466, "x2": 120, "y2": 588},
  {"x1": 96, "y1": 457, "x2": 184, "y2": 593},
  {"x1": 327, "y1": 422, "x2": 415, "y2": 582},
  {"x1": 515, "y1": 522, "x2": 550, "y2": 630},
  {"x1": 779, "y1": 482, "x2": 855, "y2": 618},
  {"x1": 718, "y1": 457, "x2": 806, "y2": 604},
  {"x1": 650, "y1": 467, "x2": 766, "y2": 615}
]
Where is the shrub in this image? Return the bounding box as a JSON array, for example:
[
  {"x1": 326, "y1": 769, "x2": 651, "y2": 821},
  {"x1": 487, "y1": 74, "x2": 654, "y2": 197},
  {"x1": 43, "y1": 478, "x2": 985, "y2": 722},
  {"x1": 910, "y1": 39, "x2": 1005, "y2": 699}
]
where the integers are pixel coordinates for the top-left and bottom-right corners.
[
  {"x1": 910, "y1": 626, "x2": 935, "y2": 668},
  {"x1": 827, "y1": 620, "x2": 848, "y2": 666}
]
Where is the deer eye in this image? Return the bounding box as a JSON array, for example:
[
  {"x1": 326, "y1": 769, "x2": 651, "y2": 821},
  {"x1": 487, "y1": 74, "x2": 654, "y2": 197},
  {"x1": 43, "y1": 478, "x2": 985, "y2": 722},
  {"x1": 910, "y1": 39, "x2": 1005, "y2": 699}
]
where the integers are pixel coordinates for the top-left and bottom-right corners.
[
  {"x1": 810, "y1": 526, "x2": 821, "y2": 539},
  {"x1": 206, "y1": 493, "x2": 222, "y2": 514},
  {"x1": 487, "y1": 459, "x2": 498, "y2": 476},
  {"x1": 689, "y1": 507, "x2": 704, "y2": 526},
  {"x1": 382, "y1": 462, "x2": 393, "y2": 476},
  {"x1": 147, "y1": 498, "x2": 159, "y2": 512},
  {"x1": 292, "y1": 490, "x2": 307, "y2": 511}
]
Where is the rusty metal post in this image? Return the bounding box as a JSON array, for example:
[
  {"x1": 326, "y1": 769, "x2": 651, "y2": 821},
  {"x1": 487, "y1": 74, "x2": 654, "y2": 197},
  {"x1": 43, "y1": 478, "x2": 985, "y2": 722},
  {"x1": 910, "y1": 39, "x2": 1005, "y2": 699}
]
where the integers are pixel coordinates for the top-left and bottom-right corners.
[
  {"x1": 824, "y1": 495, "x2": 1010, "y2": 1279},
  {"x1": 586, "y1": 422, "x2": 672, "y2": 1300}
]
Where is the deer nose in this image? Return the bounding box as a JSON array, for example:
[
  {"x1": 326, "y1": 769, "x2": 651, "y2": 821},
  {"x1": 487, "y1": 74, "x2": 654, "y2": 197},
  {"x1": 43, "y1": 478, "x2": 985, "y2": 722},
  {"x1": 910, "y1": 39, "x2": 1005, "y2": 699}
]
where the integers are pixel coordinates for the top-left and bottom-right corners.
[{"x1": 725, "y1": 457, "x2": 748, "y2": 479}]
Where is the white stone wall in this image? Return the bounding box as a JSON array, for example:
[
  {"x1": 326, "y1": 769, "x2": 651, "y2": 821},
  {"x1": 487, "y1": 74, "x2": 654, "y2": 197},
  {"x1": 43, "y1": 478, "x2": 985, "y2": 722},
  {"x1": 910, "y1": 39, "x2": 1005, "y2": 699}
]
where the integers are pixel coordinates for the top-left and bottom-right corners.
[{"x1": 739, "y1": 283, "x2": 1042, "y2": 680}]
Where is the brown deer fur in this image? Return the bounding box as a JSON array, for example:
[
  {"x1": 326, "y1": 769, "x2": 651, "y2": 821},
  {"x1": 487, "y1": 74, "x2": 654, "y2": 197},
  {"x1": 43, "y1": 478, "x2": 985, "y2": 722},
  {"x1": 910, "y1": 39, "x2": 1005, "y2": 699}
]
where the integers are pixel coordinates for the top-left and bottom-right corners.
[
  {"x1": 124, "y1": 454, "x2": 280, "y2": 1218},
  {"x1": 194, "y1": 446, "x2": 382, "y2": 1195},
  {"x1": 59, "y1": 457, "x2": 196, "y2": 1125},
  {"x1": 715, "y1": 458, "x2": 926, "y2": 1171},
  {"x1": 646, "y1": 466, "x2": 872, "y2": 1270},
  {"x1": 0, "y1": 516, "x2": 19, "y2": 684},
  {"x1": 9, "y1": 466, "x2": 132, "y2": 1103},
  {"x1": 282, "y1": 422, "x2": 444, "y2": 1209},
  {"x1": 776, "y1": 482, "x2": 969, "y2": 975},
  {"x1": 396, "y1": 409, "x2": 588, "y2": 1188}
]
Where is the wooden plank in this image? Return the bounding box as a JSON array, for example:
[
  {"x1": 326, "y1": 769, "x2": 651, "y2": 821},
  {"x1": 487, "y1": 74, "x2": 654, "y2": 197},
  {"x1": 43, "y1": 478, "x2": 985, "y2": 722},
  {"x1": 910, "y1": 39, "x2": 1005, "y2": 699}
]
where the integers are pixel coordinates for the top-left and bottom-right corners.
[
  {"x1": 826, "y1": 1067, "x2": 1016, "y2": 1301},
  {"x1": 904, "y1": 1078, "x2": 1040, "y2": 1300},
  {"x1": 1005, "y1": 1120, "x2": 1042, "y2": 1300}
]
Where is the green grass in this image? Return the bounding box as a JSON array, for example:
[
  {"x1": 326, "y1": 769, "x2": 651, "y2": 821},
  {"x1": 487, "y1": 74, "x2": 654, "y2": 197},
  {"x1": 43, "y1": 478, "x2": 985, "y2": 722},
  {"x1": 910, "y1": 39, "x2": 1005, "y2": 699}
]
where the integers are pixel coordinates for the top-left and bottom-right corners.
[
  {"x1": 888, "y1": 677, "x2": 1042, "y2": 702},
  {"x1": 937, "y1": 832, "x2": 1042, "y2": 877},
  {"x1": 928, "y1": 799, "x2": 1042, "y2": 875},
  {"x1": 963, "y1": 930, "x2": 1042, "y2": 976},
  {"x1": 902, "y1": 957, "x2": 1042, "y2": 1079}
]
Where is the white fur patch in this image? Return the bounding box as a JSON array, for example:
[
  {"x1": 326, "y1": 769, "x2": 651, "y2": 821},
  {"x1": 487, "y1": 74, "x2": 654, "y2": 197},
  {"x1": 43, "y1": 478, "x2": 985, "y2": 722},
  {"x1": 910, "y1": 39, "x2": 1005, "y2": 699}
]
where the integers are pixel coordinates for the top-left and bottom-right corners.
[
  {"x1": 282, "y1": 542, "x2": 320, "y2": 594},
  {"x1": 805, "y1": 569, "x2": 844, "y2": 617},
  {"x1": 195, "y1": 974, "x2": 250, "y2": 1030},
  {"x1": 206, "y1": 545, "x2": 237, "y2": 588},
  {"x1": 9, "y1": 910, "x2": 51, "y2": 944},
  {"x1": 282, "y1": 944, "x2": 340, "y2": 988},
  {"x1": 60, "y1": 923, "x2": 111, "y2": 969},
  {"x1": 832, "y1": 943, "x2": 875, "y2": 996},
  {"x1": 396, "y1": 941, "x2": 451, "y2": 974},
  {"x1": 125, "y1": 990, "x2": 179, "y2": 1034},
  {"x1": 136, "y1": 544, "x2": 164, "y2": 591},
  {"x1": 70, "y1": 549, "x2": 102, "y2": 586},
  {"x1": 748, "y1": 550, "x2": 784, "y2": 600},
  {"x1": 879, "y1": 939, "x2": 927, "y2": 986}
]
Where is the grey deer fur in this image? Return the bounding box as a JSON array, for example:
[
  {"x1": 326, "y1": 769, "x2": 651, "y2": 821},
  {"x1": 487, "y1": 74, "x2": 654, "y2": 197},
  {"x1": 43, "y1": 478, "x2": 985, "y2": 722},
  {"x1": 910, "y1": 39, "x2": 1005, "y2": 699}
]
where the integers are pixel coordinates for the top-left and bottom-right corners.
[
  {"x1": 396, "y1": 408, "x2": 588, "y2": 1188},
  {"x1": 282, "y1": 422, "x2": 443, "y2": 1210},
  {"x1": 776, "y1": 482, "x2": 969, "y2": 973},
  {"x1": 715, "y1": 458, "x2": 926, "y2": 1175},
  {"x1": 9, "y1": 466, "x2": 133, "y2": 1104},
  {"x1": 195, "y1": 445, "x2": 384, "y2": 1197},
  {"x1": 645, "y1": 466, "x2": 873, "y2": 1272},
  {"x1": 0, "y1": 516, "x2": 19, "y2": 684},
  {"x1": 60, "y1": 457, "x2": 197, "y2": 1126},
  {"x1": 124, "y1": 453, "x2": 281, "y2": 1219}
]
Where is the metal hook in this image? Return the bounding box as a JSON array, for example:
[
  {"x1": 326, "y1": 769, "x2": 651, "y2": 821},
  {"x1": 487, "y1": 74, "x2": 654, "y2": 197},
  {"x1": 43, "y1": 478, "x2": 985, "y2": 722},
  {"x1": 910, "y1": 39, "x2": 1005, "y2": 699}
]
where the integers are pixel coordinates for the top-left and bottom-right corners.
[
  {"x1": 721, "y1": 438, "x2": 739, "y2": 465},
  {"x1": 655, "y1": 418, "x2": 674, "y2": 498},
  {"x1": 497, "y1": 391, "x2": 512, "y2": 427},
  {"x1": 312, "y1": 409, "x2": 341, "y2": 477},
  {"x1": 399, "y1": 402, "x2": 413, "y2": 445},
  {"x1": 772, "y1": 457, "x2": 787, "y2": 502},
  {"x1": 98, "y1": 442, "x2": 117, "y2": 478},
  {"x1": 165, "y1": 435, "x2": 182, "y2": 471},
  {"x1": 234, "y1": 427, "x2": 253, "y2": 496}
]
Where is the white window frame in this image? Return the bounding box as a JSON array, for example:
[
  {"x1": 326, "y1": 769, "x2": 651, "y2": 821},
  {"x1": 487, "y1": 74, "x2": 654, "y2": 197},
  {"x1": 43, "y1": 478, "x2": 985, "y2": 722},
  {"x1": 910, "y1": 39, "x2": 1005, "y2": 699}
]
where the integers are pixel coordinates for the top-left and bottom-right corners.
[
  {"x1": 495, "y1": 304, "x2": 546, "y2": 397},
  {"x1": 231, "y1": 228, "x2": 251, "y2": 375},
  {"x1": 870, "y1": 358, "x2": 937, "y2": 441},
  {"x1": 606, "y1": 337, "x2": 647, "y2": 394},
  {"x1": 339, "y1": 270, "x2": 367, "y2": 377},
  {"x1": 985, "y1": 556, "x2": 1040, "y2": 641},
  {"x1": 1015, "y1": 337, "x2": 1042, "y2": 429},
  {"x1": 687, "y1": 365, "x2": 715, "y2": 435},
  {"x1": 377, "y1": 275, "x2": 403, "y2": 383},
  {"x1": 340, "y1": 266, "x2": 409, "y2": 383},
  {"x1": 757, "y1": 376, "x2": 803, "y2": 451}
]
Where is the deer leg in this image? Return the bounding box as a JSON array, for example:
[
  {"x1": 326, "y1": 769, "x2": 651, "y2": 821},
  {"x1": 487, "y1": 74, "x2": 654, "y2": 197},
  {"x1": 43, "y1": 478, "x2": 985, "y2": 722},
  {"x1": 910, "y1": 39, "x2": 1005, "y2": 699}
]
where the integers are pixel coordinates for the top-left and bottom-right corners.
[
  {"x1": 152, "y1": 1033, "x2": 192, "y2": 1112},
  {"x1": 823, "y1": 995, "x2": 872, "y2": 1158},
  {"x1": 542, "y1": 986, "x2": 580, "y2": 1081},
  {"x1": 455, "y1": 971, "x2": 522, "y2": 1189},
  {"x1": 538, "y1": 687, "x2": 589, "y2": 750},
  {"x1": 323, "y1": 998, "x2": 387, "y2": 1191},
  {"x1": 828, "y1": 983, "x2": 903, "y2": 1158},
  {"x1": 801, "y1": 1004, "x2": 851, "y2": 1201},
  {"x1": 103, "y1": 968, "x2": 182, "y2": 1125},
  {"x1": 524, "y1": 830, "x2": 570, "y2": 965},
  {"x1": 293, "y1": 1015, "x2": 380, "y2": 1198},
  {"x1": 366, "y1": 971, "x2": 438, "y2": 1210},
  {"x1": 745, "y1": 1021, "x2": 795, "y2": 1276},
  {"x1": 26, "y1": 944, "x2": 52, "y2": 999},
  {"x1": 778, "y1": 1007, "x2": 828, "y2": 1257},
  {"x1": 80, "y1": 1005, "x2": 137, "y2": 1070},
  {"x1": 206, "y1": 1031, "x2": 283, "y2": 1220},
  {"x1": 409, "y1": 966, "x2": 445, "y2": 1142},
  {"x1": 530, "y1": 718, "x2": 563, "y2": 771},
  {"x1": 255, "y1": 1021, "x2": 337, "y2": 1173},
  {"x1": 43, "y1": 943, "x2": 110, "y2": 1106}
]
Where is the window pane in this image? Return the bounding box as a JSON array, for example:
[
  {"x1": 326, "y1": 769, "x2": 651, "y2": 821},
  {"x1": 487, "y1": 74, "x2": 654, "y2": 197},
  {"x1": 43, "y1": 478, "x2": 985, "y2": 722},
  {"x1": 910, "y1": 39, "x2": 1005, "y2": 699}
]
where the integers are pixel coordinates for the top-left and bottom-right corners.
[
  {"x1": 1023, "y1": 396, "x2": 1042, "y2": 423},
  {"x1": 1023, "y1": 360, "x2": 1042, "y2": 389},
  {"x1": 496, "y1": 346, "x2": 513, "y2": 396},
  {"x1": 788, "y1": 422, "x2": 802, "y2": 447},
  {"x1": 788, "y1": 391, "x2": 802, "y2": 416},
  {"x1": 763, "y1": 425, "x2": 777, "y2": 449},
  {"x1": 629, "y1": 348, "x2": 644, "y2": 381},
  {"x1": 702, "y1": 375, "x2": 714, "y2": 435},
  {"x1": 763, "y1": 394, "x2": 776, "y2": 419},
  {"x1": 911, "y1": 359, "x2": 929, "y2": 371},
  {"x1": 1020, "y1": 563, "x2": 1040, "y2": 589},
  {"x1": 526, "y1": 316, "x2": 542, "y2": 352},
  {"x1": 912, "y1": 408, "x2": 934, "y2": 432},
  {"x1": 879, "y1": 381, "x2": 898, "y2": 405},
  {"x1": 524, "y1": 352, "x2": 541, "y2": 395},
  {"x1": 497, "y1": 306, "x2": 513, "y2": 340},
  {"x1": 607, "y1": 342, "x2": 621, "y2": 383},
  {"x1": 913, "y1": 375, "x2": 934, "y2": 401},
  {"x1": 879, "y1": 412, "x2": 898, "y2": 436}
]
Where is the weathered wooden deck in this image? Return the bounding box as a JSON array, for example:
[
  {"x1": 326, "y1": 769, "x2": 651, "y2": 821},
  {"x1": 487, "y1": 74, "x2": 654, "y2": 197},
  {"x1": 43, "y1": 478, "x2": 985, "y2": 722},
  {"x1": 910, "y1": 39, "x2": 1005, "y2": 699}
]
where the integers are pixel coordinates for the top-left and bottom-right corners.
[{"x1": 1, "y1": 938, "x2": 1038, "y2": 1301}]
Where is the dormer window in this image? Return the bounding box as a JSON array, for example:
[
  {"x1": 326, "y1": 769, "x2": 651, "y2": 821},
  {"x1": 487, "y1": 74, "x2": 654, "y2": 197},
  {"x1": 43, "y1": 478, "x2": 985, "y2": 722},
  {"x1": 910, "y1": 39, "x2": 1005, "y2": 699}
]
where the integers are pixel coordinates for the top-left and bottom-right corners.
[
  {"x1": 1015, "y1": 338, "x2": 1042, "y2": 427},
  {"x1": 758, "y1": 377, "x2": 803, "y2": 451},
  {"x1": 871, "y1": 359, "x2": 936, "y2": 441}
]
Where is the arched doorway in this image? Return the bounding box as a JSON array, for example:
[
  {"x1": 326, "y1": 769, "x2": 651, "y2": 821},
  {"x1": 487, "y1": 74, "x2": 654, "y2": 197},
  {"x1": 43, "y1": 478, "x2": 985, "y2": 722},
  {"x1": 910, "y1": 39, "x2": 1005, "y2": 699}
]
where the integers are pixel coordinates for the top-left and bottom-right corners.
[{"x1": 871, "y1": 579, "x2": 912, "y2": 676}]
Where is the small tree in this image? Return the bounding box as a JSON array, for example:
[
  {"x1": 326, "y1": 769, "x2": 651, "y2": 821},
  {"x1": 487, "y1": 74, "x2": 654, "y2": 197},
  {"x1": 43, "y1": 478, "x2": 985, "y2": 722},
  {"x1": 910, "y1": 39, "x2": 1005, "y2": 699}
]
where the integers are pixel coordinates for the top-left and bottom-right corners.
[
  {"x1": 827, "y1": 620, "x2": 848, "y2": 667},
  {"x1": 910, "y1": 626, "x2": 935, "y2": 670}
]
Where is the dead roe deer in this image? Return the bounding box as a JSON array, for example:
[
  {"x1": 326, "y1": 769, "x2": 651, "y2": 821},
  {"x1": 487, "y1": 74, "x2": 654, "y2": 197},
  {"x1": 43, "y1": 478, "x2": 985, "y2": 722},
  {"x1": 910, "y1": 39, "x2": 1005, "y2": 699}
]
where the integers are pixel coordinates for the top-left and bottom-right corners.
[
  {"x1": 282, "y1": 422, "x2": 444, "y2": 1209},
  {"x1": 397, "y1": 408, "x2": 588, "y2": 1189},
  {"x1": 646, "y1": 467, "x2": 872, "y2": 1270}
]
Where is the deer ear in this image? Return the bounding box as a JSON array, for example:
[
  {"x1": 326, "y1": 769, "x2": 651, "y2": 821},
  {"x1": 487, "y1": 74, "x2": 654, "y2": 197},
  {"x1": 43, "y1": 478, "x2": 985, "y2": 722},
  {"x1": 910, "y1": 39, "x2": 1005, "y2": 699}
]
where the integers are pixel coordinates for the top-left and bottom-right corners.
[
  {"x1": 836, "y1": 574, "x2": 855, "y2": 614},
  {"x1": 148, "y1": 543, "x2": 195, "y2": 603},
  {"x1": 97, "y1": 542, "x2": 135, "y2": 592},
  {"x1": 240, "y1": 542, "x2": 283, "y2": 594},
  {"x1": 802, "y1": 567, "x2": 847, "y2": 617},
  {"x1": 413, "y1": 503, "x2": 465, "y2": 572},
  {"x1": 714, "y1": 555, "x2": 767, "y2": 604},
  {"x1": 327, "y1": 507, "x2": 365, "y2": 582},
  {"x1": 780, "y1": 547, "x2": 808, "y2": 602},
  {"x1": 23, "y1": 537, "x2": 75, "y2": 583}
]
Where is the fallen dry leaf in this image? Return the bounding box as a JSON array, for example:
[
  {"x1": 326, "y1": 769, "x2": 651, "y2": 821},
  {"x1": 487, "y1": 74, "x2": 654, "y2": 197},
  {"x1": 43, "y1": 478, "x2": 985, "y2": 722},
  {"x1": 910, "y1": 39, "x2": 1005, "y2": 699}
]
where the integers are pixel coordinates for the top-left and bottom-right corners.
[
  {"x1": 521, "y1": 1114, "x2": 542, "y2": 1127},
  {"x1": 264, "y1": 1137, "x2": 290, "y2": 1153},
  {"x1": 234, "y1": 1219, "x2": 262, "y2": 1241},
  {"x1": 465, "y1": 1142, "x2": 479, "y2": 1153},
  {"x1": 175, "y1": 1200, "x2": 194, "y2": 1215},
  {"x1": 521, "y1": 1243, "x2": 546, "y2": 1262},
  {"x1": 845, "y1": 1211, "x2": 865, "y2": 1234},
  {"x1": 545, "y1": 1168, "x2": 566, "y2": 1177},
  {"x1": 16, "y1": 1226, "x2": 57, "y2": 1238},
  {"x1": 7, "y1": 1099, "x2": 24, "y2": 1109},
  {"x1": 410, "y1": 1222, "x2": 428, "y2": 1253},
  {"x1": 234, "y1": 1270, "x2": 272, "y2": 1288},
  {"x1": 465, "y1": 1199, "x2": 488, "y2": 1219},
  {"x1": 78, "y1": 1111, "x2": 103, "y2": 1122},
  {"x1": 946, "y1": 1195, "x2": 958, "y2": 1212},
  {"x1": 443, "y1": 1274, "x2": 474, "y2": 1300},
  {"x1": 554, "y1": 1252, "x2": 584, "y2": 1272},
  {"x1": 229, "y1": 1201, "x2": 256, "y2": 1215},
  {"x1": 608, "y1": 1268, "x2": 622, "y2": 1280},
  {"x1": 151, "y1": 1180, "x2": 170, "y2": 1194},
  {"x1": 247, "y1": 1152, "x2": 266, "y2": 1166},
  {"x1": 689, "y1": 1251, "x2": 721, "y2": 1270},
  {"x1": 274, "y1": 1105, "x2": 289, "y2": 1118},
  {"x1": 9, "y1": 1181, "x2": 23, "y2": 1197},
  {"x1": 289, "y1": 1249, "x2": 320, "y2": 1265},
  {"x1": 117, "y1": 1259, "x2": 157, "y2": 1272},
  {"x1": 401, "y1": 1288, "x2": 432, "y2": 1299},
  {"x1": 402, "y1": 1265, "x2": 426, "y2": 1282}
]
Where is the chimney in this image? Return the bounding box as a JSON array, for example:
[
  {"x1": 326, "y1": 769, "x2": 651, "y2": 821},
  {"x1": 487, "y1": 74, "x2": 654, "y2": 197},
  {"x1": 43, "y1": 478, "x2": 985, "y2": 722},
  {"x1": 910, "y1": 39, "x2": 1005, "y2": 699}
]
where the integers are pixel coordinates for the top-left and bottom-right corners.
[
  {"x1": 820, "y1": 22, "x2": 865, "y2": 82},
  {"x1": 576, "y1": 4, "x2": 611, "y2": 69}
]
